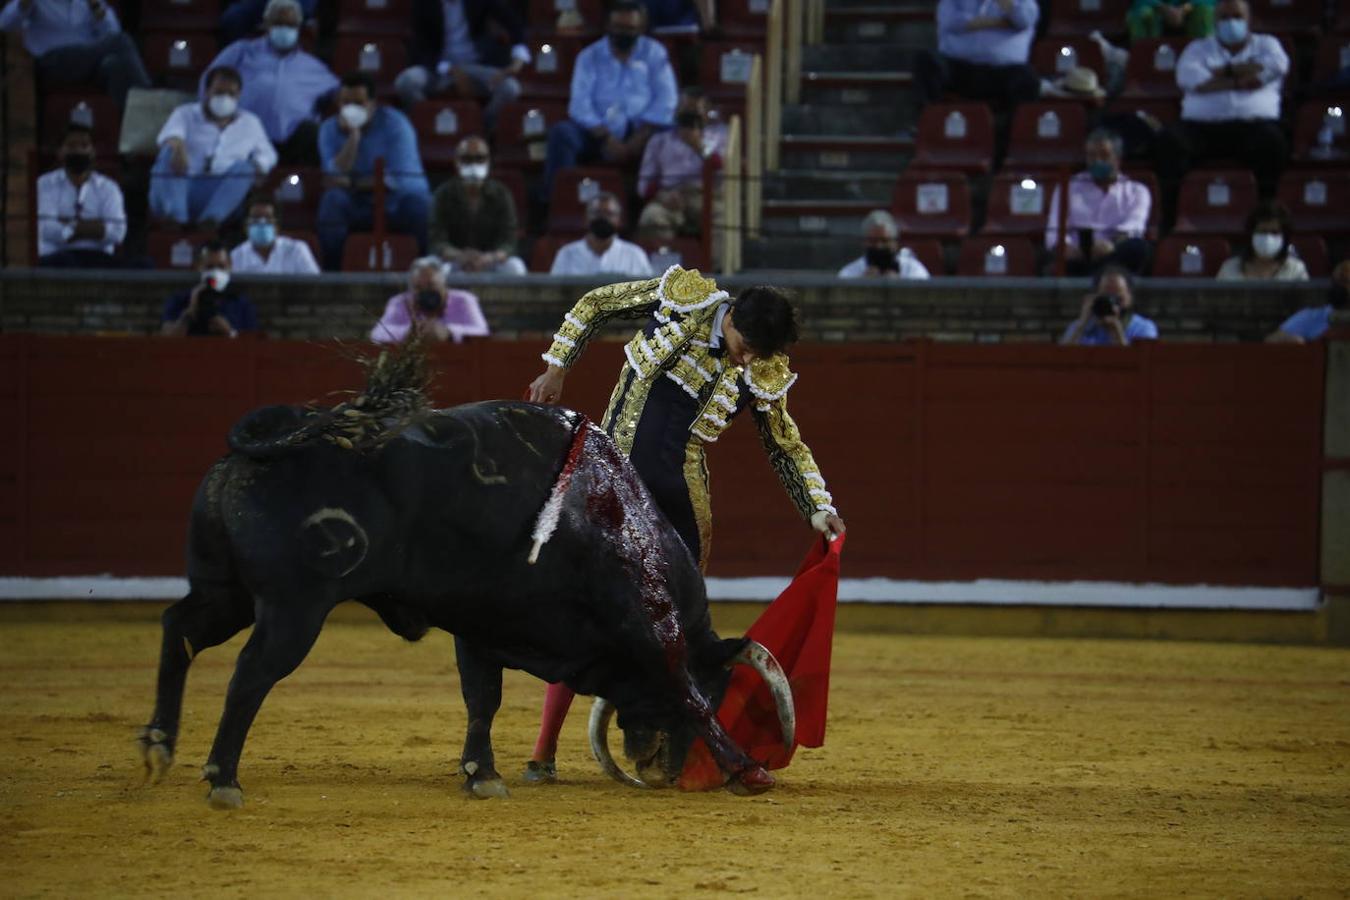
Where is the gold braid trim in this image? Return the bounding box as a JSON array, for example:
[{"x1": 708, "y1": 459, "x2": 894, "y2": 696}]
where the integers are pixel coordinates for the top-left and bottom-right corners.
[
  {"x1": 656, "y1": 265, "x2": 728, "y2": 313},
  {"x1": 744, "y1": 354, "x2": 799, "y2": 410},
  {"x1": 753, "y1": 397, "x2": 835, "y2": 520},
  {"x1": 544, "y1": 276, "x2": 661, "y2": 368}
]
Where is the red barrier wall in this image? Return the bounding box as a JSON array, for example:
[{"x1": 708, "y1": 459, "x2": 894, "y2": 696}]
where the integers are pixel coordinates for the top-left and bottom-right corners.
[{"x1": 0, "y1": 335, "x2": 1325, "y2": 585}]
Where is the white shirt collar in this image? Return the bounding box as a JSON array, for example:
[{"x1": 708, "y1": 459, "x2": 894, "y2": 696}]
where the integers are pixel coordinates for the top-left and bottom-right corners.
[{"x1": 710, "y1": 302, "x2": 730, "y2": 349}]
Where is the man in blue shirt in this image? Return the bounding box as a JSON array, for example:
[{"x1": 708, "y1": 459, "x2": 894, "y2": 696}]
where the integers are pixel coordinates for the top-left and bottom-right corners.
[
  {"x1": 915, "y1": 0, "x2": 1040, "y2": 112},
  {"x1": 317, "y1": 71, "x2": 432, "y2": 271},
  {"x1": 200, "y1": 0, "x2": 338, "y2": 165},
  {"x1": 160, "y1": 242, "x2": 259, "y2": 338},
  {"x1": 0, "y1": 0, "x2": 151, "y2": 110},
  {"x1": 1059, "y1": 266, "x2": 1160, "y2": 346},
  {"x1": 537, "y1": 0, "x2": 677, "y2": 203},
  {"x1": 1267, "y1": 260, "x2": 1349, "y2": 343}
]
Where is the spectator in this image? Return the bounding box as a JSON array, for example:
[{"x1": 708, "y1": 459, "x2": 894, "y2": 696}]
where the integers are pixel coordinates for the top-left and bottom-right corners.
[
  {"x1": 150, "y1": 66, "x2": 277, "y2": 229},
  {"x1": 1045, "y1": 128, "x2": 1153, "y2": 276},
  {"x1": 230, "y1": 196, "x2": 320, "y2": 274},
  {"x1": 1154, "y1": 0, "x2": 1288, "y2": 204},
  {"x1": 1060, "y1": 265, "x2": 1159, "y2": 345},
  {"x1": 679, "y1": 87, "x2": 730, "y2": 157},
  {"x1": 0, "y1": 0, "x2": 150, "y2": 110},
  {"x1": 1267, "y1": 260, "x2": 1349, "y2": 343},
  {"x1": 1127, "y1": 0, "x2": 1215, "y2": 42},
  {"x1": 36, "y1": 124, "x2": 126, "y2": 268},
  {"x1": 549, "y1": 192, "x2": 654, "y2": 277},
  {"x1": 538, "y1": 0, "x2": 677, "y2": 202},
  {"x1": 395, "y1": 0, "x2": 528, "y2": 128},
  {"x1": 915, "y1": 0, "x2": 1041, "y2": 112},
  {"x1": 221, "y1": 0, "x2": 317, "y2": 45},
  {"x1": 201, "y1": 0, "x2": 338, "y2": 165},
  {"x1": 637, "y1": 109, "x2": 708, "y2": 241},
  {"x1": 837, "y1": 211, "x2": 932, "y2": 279},
  {"x1": 317, "y1": 71, "x2": 432, "y2": 271},
  {"x1": 429, "y1": 136, "x2": 526, "y2": 275},
  {"x1": 161, "y1": 241, "x2": 258, "y2": 338},
  {"x1": 1216, "y1": 200, "x2": 1308, "y2": 281},
  {"x1": 371, "y1": 256, "x2": 490, "y2": 344}
]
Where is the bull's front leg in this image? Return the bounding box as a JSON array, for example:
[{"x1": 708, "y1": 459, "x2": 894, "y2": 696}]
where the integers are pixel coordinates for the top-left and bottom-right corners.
[{"x1": 454, "y1": 636, "x2": 509, "y2": 799}]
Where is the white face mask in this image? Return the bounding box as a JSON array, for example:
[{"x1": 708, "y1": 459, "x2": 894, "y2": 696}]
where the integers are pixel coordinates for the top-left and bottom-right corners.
[
  {"x1": 1252, "y1": 233, "x2": 1283, "y2": 260},
  {"x1": 207, "y1": 93, "x2": 238, "y2": 119},
  {"x1": 203, "y1": 268, "x2": 231, "y2": 292},
  {"x1": 458, "y1": 161, "x2": 489, "y2": 181},
  {"x1": 340, "y1": 103, "x2": 370, "y2": 130}
]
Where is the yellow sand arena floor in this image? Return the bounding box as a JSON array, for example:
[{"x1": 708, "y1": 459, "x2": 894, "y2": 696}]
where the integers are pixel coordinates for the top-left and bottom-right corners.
[{"x1": 1, "y1": 604, "x2": 1346, "y2": 898}]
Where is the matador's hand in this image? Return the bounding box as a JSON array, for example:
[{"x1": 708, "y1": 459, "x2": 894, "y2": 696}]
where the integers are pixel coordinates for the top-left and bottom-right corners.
[
  {"x1": 811, "y1": 511, "x2": 846, "y2": 541},
  {"x1": 527, "y1": 365, "x2": 566, "y2": 404}
]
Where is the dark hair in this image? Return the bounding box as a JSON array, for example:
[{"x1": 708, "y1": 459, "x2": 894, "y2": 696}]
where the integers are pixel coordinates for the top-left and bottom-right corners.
[
  {"x1": 246, "y1": 191, "x2": 279, "y2": 220},
  {"x1": 198, "y1": 239, "x2": 229, "y2": 258},
  {"x1": 730, "y1": 286, "x2": 799, "y2": 356},
  {"x1": 609, "y1": 0, "x2": 645, "y2": 18},
  {"x1": 675, "y1": 110, "x2": 703, "y2": 130},
  {"x1": 340, "y1": 70, "x2": 378, "y2": 96},
  {"x1": 1095, "y1": 264, "x2": 1135, "y2": 296},
  {"x1": 205, "y1": 65, "x2": 243, "y2": 90},
  {"x1": 680, "y1": 85, "x2": 706, "y2": 99},
  {"x1": 62, "y1": 123, "x2": 93, "y2": 143},
  {"x1": 1241, "y1": 199, "x2": 1291, "y2": 263}
]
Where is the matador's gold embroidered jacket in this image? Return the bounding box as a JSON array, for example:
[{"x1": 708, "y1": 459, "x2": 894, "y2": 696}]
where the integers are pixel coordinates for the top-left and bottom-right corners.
[{"x1": 542, "y1": 265, "x2": 836, "y2": 523}]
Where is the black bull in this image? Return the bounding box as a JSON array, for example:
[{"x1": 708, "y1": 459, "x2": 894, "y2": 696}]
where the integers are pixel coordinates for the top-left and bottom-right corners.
[{"x1": 139, "y1": 400, "x2": 789, "y2": 807}]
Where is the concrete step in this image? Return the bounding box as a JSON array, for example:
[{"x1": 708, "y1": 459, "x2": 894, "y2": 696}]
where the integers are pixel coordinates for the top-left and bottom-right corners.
[
  {"x1": 761, "y1": 199, "x2": 878, "y2": 237},
  {"x1": 802, "y1": 43, "x2": 921, "y2": 72},
  {"x1": 742, "y1": 234, "x2": 861, "y2": 271},
  {"x1": 800, "y1": 70, "x2": 915, "y2": 109},
  {"x1": 823, "y1": 7, "x2": 935, "y2": 45},
  {"x1": 762, "y1": 168, "x2": 898, "y2": 203},
  {"x1": 779, "y1": 134, "x2": 913, "y2": 172},
  {"x1": 783, "y1": 102, "x2": 909, "y2": 136}
]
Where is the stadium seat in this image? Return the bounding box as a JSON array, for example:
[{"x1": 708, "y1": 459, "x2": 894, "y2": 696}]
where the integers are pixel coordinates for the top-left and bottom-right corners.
[
  {"x1": 981, "y1": 173, "x2": 1053, "y2": 237},
  {"x1": 42, "y1": 93, "x2": 119, "y2": 154},
  {"x1": 955, "y1": 236, "x2": 1037, "y2": 276},
  {"x1": 1120, "y1": 37, "x2": 1187, "y2": 99},
  {"x1": 409, "y1": 101, "x2": 485, "y2": 171},
  {"x1": 718, "y1": 0, "x2": 771, "y2": 39},
  {"x1": 1248, "y1": 0, "x2": 1323, "y2": 35},
  {"x1": 331, "y1": 36, "x2": 409, "y2": 93},
  {"x1": 891, "y1": 170, "x2": 972, "y2": 239},
  {"x1": 638, "y1": 236, "x2": 710, "y2": 272},
  {"x1": 1338, "y1": 5, "x2": 1350, "y2": 33},
  {"x1": 493, "y1": 100, "x2": 568, "y2": 169},
  {"x1": 1003, "y1": 101, "x2": 1088, "y2": 171},
  {"x1": 263, "y1": 166, "x2": 323, "y2": 232},
  {"x1": 1172, "y1": 169, "x2": 1258, "y2": 237},
  {"x1": 1311, "y1": 35, "x2": 1350, "y2": 85},
  {"x1": 519, "y1": 38, "x2": 584, "y2": 101},
  {"x1": 335, "y1": 0, "x2": 414, "y2": 37},
  {"x1": 491, "y1": 167, "x2": 530, "y2": 237},
  {"x1": 147, "y1": 230, "x2": 216, "y2": 269},
  {"x1": 901, "y1": 238, "x2": 946, "y2": 277},
  {"x1": 142, "y1": 32, "x2": 219, "y2": 90},
  {"x1": 1151, "y1": 235, "x2": 1231, "y2": 277},
  {"x1": 547, "y1": 166, "x2": 625, "y2": 233},
  {"x1": 1103, "y1": 97, "x2": 1180, "y2": 127},
  {"x1": 1291, "y1": 101, "x2": 1349, "y2": 165},
  {"x1": 526, "y1": 0, "x2": 604, "y2": 37},
  {"x1": 699, "y1": 43, "x2": 762, "y2": 104},
  {"x1": 1288, "y1": 235, "x2": 1328, "y2": 277},
  {"x1": 911, "y1": 103, "x2": 995, "y2": 174},
  {"x1": 528, "y1": 233, "x2": 577, "y2": 272},
  {"x1": 1046, "y1": 0, "x2": 1129, "y2": 38},
  {"x1": 341, "y1": 233, "x2": 419, "y2": 271},
  {"x1": 141, "y1": 0, "x2": 221, "y2": 31},
  {"x1": 1031, "y1": 37, "x2": 1107, "y2": 82},
  {"x1": 1276, "y1": 170, "x2": 1350, "y2": 236}
]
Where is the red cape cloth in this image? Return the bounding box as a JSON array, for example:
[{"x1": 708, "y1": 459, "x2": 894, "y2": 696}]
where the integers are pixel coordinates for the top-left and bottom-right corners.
[{"x1": 678, "y1": 533, "x2": 844, "y2": 790}]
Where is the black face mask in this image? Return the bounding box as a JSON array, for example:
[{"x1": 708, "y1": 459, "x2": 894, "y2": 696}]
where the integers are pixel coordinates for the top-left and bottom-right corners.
[
  {"x1": 63, "y1": 153, "x2": 93, "y2": 176},
  {"x1": 1330, "y1": 284, "x2": 1349, "y2": 310},
  {"x1": 608, "y1": 30, "x2": 638, "y2": 53},
  {"x1": 865, "y1": 245, "x2": 899, "y2": 272},
  {"x1": 588, "y1": 217, "x2": 617, "y2": 240},
  {"x1": 415, "y1": 289, "x2": 444, "y2": 313}
]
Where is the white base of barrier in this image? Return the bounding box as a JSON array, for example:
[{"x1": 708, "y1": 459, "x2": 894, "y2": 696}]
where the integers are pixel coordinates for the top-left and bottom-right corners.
[{"x1": 0, "y1": 575, "x2": 1321, "y2": 611}]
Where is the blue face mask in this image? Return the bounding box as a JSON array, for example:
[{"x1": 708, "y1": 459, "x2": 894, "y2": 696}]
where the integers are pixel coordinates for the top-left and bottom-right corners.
[
  {"x1": 248, "y1": 222, "x2": 277, "y2": 247},
  {"x1": 269, "y1": 25, "x2": 300, "y2": 51},
  {"x1": 1215, "y1": 16, "x2": 1247, "y2": 46},
  {"x1": 1088, "y1": 160, "x2": 1115, "y2": 182}
]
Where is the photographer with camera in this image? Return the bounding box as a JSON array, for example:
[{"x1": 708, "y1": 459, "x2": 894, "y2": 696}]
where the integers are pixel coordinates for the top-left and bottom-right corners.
[
  {"x1": 1059, "y1": 266, "x2": 1158, "y2": 346},
  {"x1": 837, "y1": 210, "x2": 931, "y2": 280},
  {"x1": 370, "y1": 256, "x2": 490, "y2": 344},
  {"x1": 160, "y1": 241, "x2": 258, "y2": 338}
]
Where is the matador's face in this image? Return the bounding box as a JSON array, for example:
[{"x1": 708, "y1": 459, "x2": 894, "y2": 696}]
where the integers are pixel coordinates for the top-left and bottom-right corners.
[{"x1": 722, "y1": 315, "x2": 758, "y2": 368}]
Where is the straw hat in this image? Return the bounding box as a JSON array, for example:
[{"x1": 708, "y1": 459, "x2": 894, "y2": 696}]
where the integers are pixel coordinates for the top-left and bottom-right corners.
[{"x1": 1057, "y1": 66, "x2": 1106, "y2": 99}]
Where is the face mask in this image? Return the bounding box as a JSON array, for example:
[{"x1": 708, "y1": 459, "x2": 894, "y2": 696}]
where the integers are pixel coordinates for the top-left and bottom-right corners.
[
  {"x1": 203, "y1": 268, "x2": 230, "y2": 292},
  {"x1": 865, "y1": 245, "x2": 898, "y2": 272},
  {"x1": 1215, "y1": 16, "x2": 1248, "y2": 45},
  {"x1": 208, "y1": 93, "x2": 238, "y2": 119},
  {"x1": 1088, "y1": 160, "x2": 1115, "y2": 182},
  {"x1": 248, "y1": 222, "x2": 277, "y2": 248},
  {"x1": 415, "y1": 289, "x2": 444, "y2": 313},
  {"x1": 63, "y1": 152, "x2": 92, "y2": 176},
  {"x1": 1251, "y1": 233, "x2": 1283, "y2": 259},
  {"x1": 458, "y1": 162, "x2": 489, "y2": 181},
  {"x1": 608, "y1": 31, "x2": 638, "y2": 54},
  {"x1": 1328, "y1": 284, "x2": 1348, "y2": 310},
  {"x1": 268, "y1": 25, "x2": 299, "y2": 51},
  {"x1": 588, "y1": 217, "x2": 617, "y2": 240},
  {"x1": 340, "y1": 103, "x2": 370, "y2": 130}
]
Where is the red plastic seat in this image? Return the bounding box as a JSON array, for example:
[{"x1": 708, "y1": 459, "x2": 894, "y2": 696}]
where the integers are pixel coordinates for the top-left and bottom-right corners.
[
  {"x1": 493, "y1": 100, "x2": 568, "y2": 169},
  {"x1": 1172, "y1": 169, "x2": 1258, "y2": 236},
  {"x1": 1288, "y1": 234, "x2": 1328, "y2": 277},
  {"x1": 718, "y1": 0, "x2": 771, "y2": 39},
  {"x1": 547, "y1": 166, "x2": 625, "y2": 233},
  {"x1": 1276, "y1": 170, "x2": 1350, "y2": 236},
  {"x1": 1248, "y1": 0, "x2": 1323, "y2": 35},
  {"x1": 410, "y1": 101, "x2": 485, "y2": 170},
  {"x1": 142, "y1": 0, "x2": 221, "y2": 31},
  {"x1": 1311, "y1": 35, "x2": 1350, "y2": 84},
  {"x1": 526, "y1": 0, "x2": 604, "y2": 37},
  {"x1": 1292, "y1": 101, "x2": 1350, "y2": 165},
  {"x1": 1103, "y1": 97, "x2": 1180, "y2": 126},
  {"x1": 638, "y1": 236, "x2": 710, "y2": 273},
  {"x1": 1151, "y1": 235, "x2": 1231, "y2": 277},
  {"x1": 956, "y1": 236, "x2": 1037, "y2": 276},
  {"x1": 147, "y1": 230, "x2": 215, "y2": 270},
  {"x1": 1046, "y1": 0, "x2": 1129, "y2": 38},
  {"x1": 1120, "y1": 37, "x2": 1187, "y2": 99},
  {"x1": 341, "y1": 233, "x2": 419, "y2": 271},
  {"x1": 1003, "y1": 101, "x2": 1088, "y2": 171},
  {"x1": 901, "y1": 238, "x2": 946, "y2": 277},
  {"x1": 981, "y1": 172, "x2": 1054, "y2": 237},
  {"x1": 331, "y1": 36, "x2": 409, "y2": 92},
  {"x1": 891, "y1": 170, "x2": 972, "y2": 239},
  {"x1": 699, "y1": 43, "x2": 762, "y2": 103},
  {"x1": 529, "y1": 234, "x2": 579, "y2": 272},
  {"x1": 42, "y1": 93, "x2": 120, "y2": 154},
  {"x1": 335, "y1": 0, "x2": 414, "y2": 37},
  {"x1": 142, "y1": 32, "x2": 219, "y2": 89},
  {"x1": 519, "y1": 38, "x2": 584, "y2": 101},
  {"x1": 911, "y1": 103, "x2": 995, "y2": 174},
  {"x1": 262, "y1": 166, "x2": 323, "y2": 231},
  {"x1": 1031, "y1": 37, "x2": 1107, "y2": 82}
]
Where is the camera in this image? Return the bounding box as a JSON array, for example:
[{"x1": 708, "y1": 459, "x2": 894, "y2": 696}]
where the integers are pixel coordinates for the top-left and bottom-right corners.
[
  {"x1": 415, "y1": 289, "x2": 444, "y2": 313},
  {"x1": 196, "y1": 292, "x2": 218, "y2": 321},
  {"x1": 1091, "y1": 294, "x2": 1121, "y2": 318}
]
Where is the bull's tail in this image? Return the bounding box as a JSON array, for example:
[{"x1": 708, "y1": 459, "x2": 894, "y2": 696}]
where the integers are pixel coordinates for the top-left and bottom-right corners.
[{"x1": 528, "y1": 416, "x2": 594, "y2": 564}]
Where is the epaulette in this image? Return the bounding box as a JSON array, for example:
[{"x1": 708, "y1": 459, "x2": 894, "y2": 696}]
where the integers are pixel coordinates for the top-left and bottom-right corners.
[
  {"x1": 744, "y1": 354, "x2": 798, "y2": 409},
  {"x1": 655, "y1": 265, "x2": 729, "y2": 313}
]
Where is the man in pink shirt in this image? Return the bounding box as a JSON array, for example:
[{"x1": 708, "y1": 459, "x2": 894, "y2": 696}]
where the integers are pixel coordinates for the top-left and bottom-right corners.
[
  {"x1": 370, "y1": 256, "x2": 490, "y2": 344},
  {"x1": 1045, "y1": 127, "x2": 1152, "y2": 276}
]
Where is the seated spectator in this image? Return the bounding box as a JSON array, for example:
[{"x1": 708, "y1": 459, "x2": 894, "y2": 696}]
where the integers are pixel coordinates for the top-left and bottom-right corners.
[
  {"x1": 221, "y1": 0, "x2": 318, "y2": 45},
  {"x1": 150, "y1": 66, "x2": 277, "y2": 229},
  {"x1": 230, "y1": 196, "x2": 320, "y2": 274},
  {"x1": 549, "y1": 192, "x2": 654, "y2": 277},
  {"x1": 1045, "y1": 128, "x2": 1152, "y2": 277},
  {"x1": 0, "y1": 0, "x2": 150, "y2": 110},
  {"x1": 837, "y1": 211, "x2": 932, "y2": 279},
  {"x1": 1127, "y1": 0, "x2": 1215, "y2": 42},
  {"x1": 1267, "y1": 260, "x2": 1349, "y2": 343},
  {"x1": 396, "y1": 0, "x2": 528, "y2": 128},
  {"x1": 202, "y1": 0, "x2": 338, "y2": 166},
  {"x1": 317, "y1": 71, "x2": 432, "y2": 271},
  {"x1": 429, "y1": 136, "x2": 526, "y2": 275},
  {"x1": 1216, "y1": 200, "x2": 1308, "y2": 281},
  {"x1": 1154, "y1": 0, "x2": 1288, "y2": 206},
  {"x1": 679, "y1": 87, "x2": 729, "y2": 158},
  {"x1": 915, "y1": 0, "x2": 1040, "y2": 112},
  {"x1": 36, "y1": 124, "x2": 126, "y2": 268},
  {"x1": 371, "y1": 256, "x2": 490, "y2": 344},
  {"x1": 538, "y1": 0, "x2": 677, "y2": 202},
  {"x1": 161, "y1": 241, "x2": 258, "y2": 338},
  {"x1": 637, "y1": 109, "x2": 708, "y2": 241},
  {"x1": 1060, "y1": 265, "x2": 1159, "y2": 346}
]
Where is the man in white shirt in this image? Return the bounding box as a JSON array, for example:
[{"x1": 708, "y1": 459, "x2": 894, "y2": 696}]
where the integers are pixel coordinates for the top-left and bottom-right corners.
[
  {"x1": 230, "y1": 197, "x2": 320, "y2": 274},
  {"x1": 837, "y1": 210, "x2": 932, "y2": 279},
  {"x1": 149, "y1": 65, "x2": 278, "y2": 229},
  {"x1": 36, "y1": 123, "x2": 126, "y2": 267},
  {"x1": 1155, "y1": 0, "x2": 1289, "y2": 204},
  {"x1": 549, "y1": 192, "x2": 654, "y2": 277}
]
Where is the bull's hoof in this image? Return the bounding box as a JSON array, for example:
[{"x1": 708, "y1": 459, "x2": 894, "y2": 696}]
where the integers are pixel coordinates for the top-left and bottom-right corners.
[
  {"x1": 137, "y1": 727, "x2": 174, "y2": 784},
  {"x1": 522, "y1": 759, "x2": 557, "y2": 785},
  {"x1": 206, "y1": 786, "x2": 244, "y2": 810},
  {"x1": 727, "y1": 766, "x2": 775, "y2": 796},
  {"x1": 465, "y1": 777, "x2": 510, "y2": 800}
]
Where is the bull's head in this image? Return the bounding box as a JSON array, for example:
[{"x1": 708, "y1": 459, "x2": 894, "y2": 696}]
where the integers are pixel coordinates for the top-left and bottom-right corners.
[{"x1": 588, "y1": 638, "x2": 795, "y2": 790}]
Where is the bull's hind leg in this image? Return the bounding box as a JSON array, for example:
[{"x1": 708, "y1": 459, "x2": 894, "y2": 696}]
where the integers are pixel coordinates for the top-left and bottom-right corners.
[
  {"x1": 454, "y1": 637, "x2": 509, "y2": 799},
  {"x1": 202, "y1": 598, "x2": 332, "y2": 810},
  {"x1": 140, "y1": 585, "x2": 254, "y2": 783}
]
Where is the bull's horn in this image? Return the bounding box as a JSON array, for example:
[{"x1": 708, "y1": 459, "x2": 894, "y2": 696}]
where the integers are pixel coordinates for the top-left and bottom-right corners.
[
  {"x1": 733, "y1": 641, "x2": 797, "y2": 747},
  {"x1": 587, "y1": 697, "x2": 652, "y2": 790}
]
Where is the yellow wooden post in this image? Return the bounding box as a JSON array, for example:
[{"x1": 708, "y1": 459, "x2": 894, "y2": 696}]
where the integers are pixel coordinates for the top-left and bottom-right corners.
[
  {"x1": 746, "y1": 55, "x2": 764, "y2": 239},
  {"x1": 765, "y1": 0, "x2": 783, "y2": 172}
]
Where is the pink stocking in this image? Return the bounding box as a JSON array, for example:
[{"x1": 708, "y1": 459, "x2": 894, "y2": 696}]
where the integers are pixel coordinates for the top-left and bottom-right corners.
[{"x1": 531, "y1": 681, "x2": 576, "y2": 762}]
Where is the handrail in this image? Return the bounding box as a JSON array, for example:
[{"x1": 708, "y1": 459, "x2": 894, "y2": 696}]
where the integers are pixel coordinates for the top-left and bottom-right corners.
[
  {"x1": 745, "y1": 54, "x2": 764, "y2": 240},
  {"x1": 765, "y1": 0, "x2": 784, "y2": 172},
  {"x1": 720, "y1": 114, "x2": 744, "y2": 274},
  {"x1": 785, "y1": 0, "x2": 804, "y2": 105}
]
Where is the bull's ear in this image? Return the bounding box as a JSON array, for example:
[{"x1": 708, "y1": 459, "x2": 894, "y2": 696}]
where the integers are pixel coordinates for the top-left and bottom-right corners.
[{"x1": 697, "y1": 636, "x2": 749, "y2": 671}]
